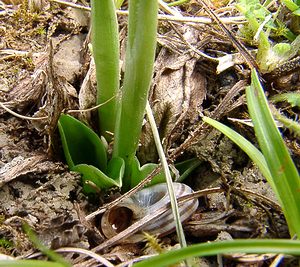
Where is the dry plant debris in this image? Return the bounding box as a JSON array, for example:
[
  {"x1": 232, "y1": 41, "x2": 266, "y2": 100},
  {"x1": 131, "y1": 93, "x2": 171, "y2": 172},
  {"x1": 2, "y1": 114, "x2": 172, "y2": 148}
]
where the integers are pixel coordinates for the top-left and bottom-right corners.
[{"x1": 0, "y1": 0, "x2": 299, "y2": 266}]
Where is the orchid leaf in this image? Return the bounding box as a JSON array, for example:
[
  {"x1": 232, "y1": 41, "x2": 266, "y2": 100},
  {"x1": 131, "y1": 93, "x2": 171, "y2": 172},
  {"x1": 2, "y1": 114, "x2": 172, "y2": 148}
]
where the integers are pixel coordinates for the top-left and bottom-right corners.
[
  {"x1": 73, "y1": 157, "x2": 124, "y2": 193},
  {"x1": 130, "y1": 157, "x2": 166, "y2": 188},
  {"x1": 58, "y1": 114, "x2": 107, "y2": 171},
  {"x1": 112, "y1": 0, "x2": 158, "y2": 191}
]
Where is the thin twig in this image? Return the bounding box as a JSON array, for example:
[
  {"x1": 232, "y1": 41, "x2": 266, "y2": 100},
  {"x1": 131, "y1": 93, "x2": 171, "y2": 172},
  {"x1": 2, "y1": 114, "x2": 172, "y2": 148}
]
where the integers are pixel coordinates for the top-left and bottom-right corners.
[
  {"x1": 67, "y1": 95, "x2": 116, "y2": 114},
  {"x1": 0, "y1": 102, "x2": 48, "y2": 121},
  {"x1": 198, "y1": 0, "x2": 258, "y2": 70},
  {"x1": 85, "y1": 165, "x2": 162, "y2": 220},
  {"x1": 50, "y1": 0, "x2": 245, "y2": 24},
  {"x1": 26, "y1": 247, "x2": 114, "y2": 267},
  {"x1": 56, "y1": 247, "x2": 114, "y2": 267}
]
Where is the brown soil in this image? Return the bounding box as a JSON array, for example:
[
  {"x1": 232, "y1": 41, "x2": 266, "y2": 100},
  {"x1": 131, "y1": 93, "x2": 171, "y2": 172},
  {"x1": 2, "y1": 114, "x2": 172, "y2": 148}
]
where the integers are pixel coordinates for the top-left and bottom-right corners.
[{"x1": 0, "y1": 0, "x2": 299, "y2": 266}]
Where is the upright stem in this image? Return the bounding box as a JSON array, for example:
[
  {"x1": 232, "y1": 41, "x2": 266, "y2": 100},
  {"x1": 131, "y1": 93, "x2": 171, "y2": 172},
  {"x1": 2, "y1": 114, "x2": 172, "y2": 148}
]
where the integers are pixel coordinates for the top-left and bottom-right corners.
[
  {"x1": 113, "y1": 0, "x2": 158, "y2": 190},
  {"x1": 146, "y1": 102, "x2": 188, "y2": 248},
  {"x1": 91, "y1": 0, "x2": 119, "y2": 141}
]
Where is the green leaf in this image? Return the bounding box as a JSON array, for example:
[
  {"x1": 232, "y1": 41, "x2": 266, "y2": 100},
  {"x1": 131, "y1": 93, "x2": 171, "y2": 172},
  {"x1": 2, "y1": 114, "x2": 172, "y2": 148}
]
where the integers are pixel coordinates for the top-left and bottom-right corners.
[
  {"x1": 112, "y1": 0, "x2": 158, "y2": 190},
  {"x1": 130, "y1": 157, "x2": 166, "y2": 188},
  {"x1": 73, "y1": 157, "x2": 124, "y2": 193},
  {"x1": 91, "y1": 0, "x2": 119, "y2": 140},
  {"x1": 175, "y1": 158, "x2": 202, "y2": 182},
  {"x1": 273, "y1": 43, "x2": 291, "y2": 56},
  {"x1": 256, "y1": 32, "x2": 271, "y2": 72},
  {"x1": 282, "y1": 0, "x2": 299, "y2": 12},
  {"x1": 132, "y1": 239, "x2": 300, "y2": 267},
  {"x1": 271, "y1": 92, "x2": 300, "y2": 107},
  {"x1": 247, "y1": 69, "x2": 300, "y2": 237},
  {"x1": 58, "y1": 114, "x2": 107, "y2": 171},
  {"x1": 202, "y1": 116, "x2": 275, "y2": 191},
  {"x1": 293, "y1": 8, "x2": 300, "y2": 15},
  {"x1": 106, "y1": 157, "x2": 125, "y2": 184}
]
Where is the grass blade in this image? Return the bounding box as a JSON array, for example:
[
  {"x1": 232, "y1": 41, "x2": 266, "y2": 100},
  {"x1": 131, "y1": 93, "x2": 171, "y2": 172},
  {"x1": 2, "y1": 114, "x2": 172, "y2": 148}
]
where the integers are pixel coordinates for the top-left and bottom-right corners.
[
  {"x1": 146, "y1": 102, "x2": 188, "y2": 250},
  {"x1": 247, "y1": 69, "x2": 300, "y2": 237},
  {"x1": 132, "y1": 239, "x2": 300, "y2": 267},
  {"x1": 203, "y1": 116, "x2": 275, "y2": 190}
]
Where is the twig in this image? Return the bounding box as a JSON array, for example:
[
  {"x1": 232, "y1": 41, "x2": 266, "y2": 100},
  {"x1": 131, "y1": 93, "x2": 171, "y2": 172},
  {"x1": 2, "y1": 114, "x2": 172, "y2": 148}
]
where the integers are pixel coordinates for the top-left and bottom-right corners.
[
  {"x1": 85, "y1": 165, "x2": 162, "y2": 220},
  {"x1": 50, "y1": 0, "x2": 245, "y2": 25},
  {"x1": 198, "y1": 0, "x2": 258, "y2": 70},
  {"x1": 26, "y1": 247, "x2": 114, "y2": 267},
  {"x1": 66, "y1": 95, "x2": 116, "y2": 114},
  {"x1": 0, "y1": 102, "x2": 48, "y2": 121}
]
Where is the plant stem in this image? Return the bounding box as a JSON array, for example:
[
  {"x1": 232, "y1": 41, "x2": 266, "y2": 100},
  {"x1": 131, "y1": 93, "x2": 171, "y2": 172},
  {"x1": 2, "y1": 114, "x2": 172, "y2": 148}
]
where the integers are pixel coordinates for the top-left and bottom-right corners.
[
  {"x1": 146, "y1": 103, "x2": 187, "y2": 247},
  {"x1": 146, "y1": 102, "x2": 192, "y2": 267},
  {"x1": 91, "y1": 0, "x2": 119, "y2": 141},
  {"x1": 113, "y1": 0, "x2": 158, "y2": 190}
]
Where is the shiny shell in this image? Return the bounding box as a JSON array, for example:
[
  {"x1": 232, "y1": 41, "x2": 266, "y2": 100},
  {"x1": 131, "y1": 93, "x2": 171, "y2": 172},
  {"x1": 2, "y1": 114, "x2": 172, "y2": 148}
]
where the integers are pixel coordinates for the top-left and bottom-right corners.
[{"x1": 101, "y1": 182, "x2": 198, "y2": 242}]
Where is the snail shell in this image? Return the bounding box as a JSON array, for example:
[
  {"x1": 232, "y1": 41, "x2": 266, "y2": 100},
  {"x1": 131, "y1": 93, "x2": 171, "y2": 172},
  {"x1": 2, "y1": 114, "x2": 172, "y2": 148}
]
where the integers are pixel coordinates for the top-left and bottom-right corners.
[{"x1": 101, "y1": 182, "x2": 198, "y2": 242}]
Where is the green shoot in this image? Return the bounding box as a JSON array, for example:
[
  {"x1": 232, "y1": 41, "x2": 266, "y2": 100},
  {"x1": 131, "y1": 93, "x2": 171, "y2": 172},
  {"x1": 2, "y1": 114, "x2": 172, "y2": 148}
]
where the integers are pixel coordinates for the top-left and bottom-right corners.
[
  {"x1": 112, "y1": 0, "x2": 158, "y2": 190},
  {"x1": 236, "y1": 0, "x2": 299, "y2": 72},
  {"x1": 91, "y1": 0, "x2": 119, "y2": 141},
  {"x1": 58, "y1": 0, "x2": 172, "y2": 193}
]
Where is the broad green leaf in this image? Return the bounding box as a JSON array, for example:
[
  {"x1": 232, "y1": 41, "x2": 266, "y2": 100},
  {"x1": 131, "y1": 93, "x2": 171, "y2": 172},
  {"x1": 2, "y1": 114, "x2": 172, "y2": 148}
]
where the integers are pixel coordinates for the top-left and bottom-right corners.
[
  {"x1": 132, "y1": 239, "x2": 300, "y2": 267},
  {"x1": 130, "y1": 157, "x2": 166, "y2": 188},
  {"x1": 106, "y1": 157, "x2": 125, "y2": 184},
  {"x1": 247, "y1": 69, "x2": 300, "y2": 237},
  {"x1": 73, "y1": 158, "x2": 124, "y2": 193},
  {"x1": 58, "y1": 114, "x2": 107, "y2": 171}
]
